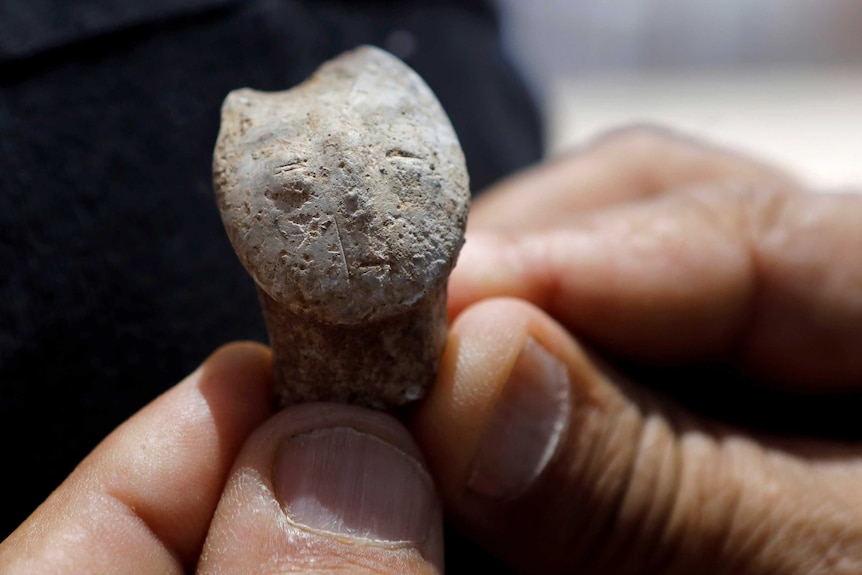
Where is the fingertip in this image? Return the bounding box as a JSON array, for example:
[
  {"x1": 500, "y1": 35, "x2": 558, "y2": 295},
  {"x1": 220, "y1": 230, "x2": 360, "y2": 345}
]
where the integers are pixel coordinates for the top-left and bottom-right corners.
[
  {"x1": 203, "y1": 340, "x2": 272, "y2": 380},
  {"x1": 424, "y1": 299, "x2": 531, "y2": 491},
  {"x1": 417, "y1": 298, "x2": 594, "y2": 502},
  {"x1": 448, "y1": 233, "x2": 548, "y2": 320},
  {"x1": 199, "y1": 404, "x2": 444, "y2": 574},
  {"x1": 448, "y1": 232, "x2": 501, "y2": 318}
]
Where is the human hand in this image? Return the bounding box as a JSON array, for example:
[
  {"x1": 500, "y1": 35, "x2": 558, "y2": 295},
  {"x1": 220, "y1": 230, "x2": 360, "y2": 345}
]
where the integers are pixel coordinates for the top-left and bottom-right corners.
[
  {"x1": 0, "y1": 343, "x2": 444, "y2": 574},
  {"x1": 412, "y1": 127, "x2": 862, "y2": 574},
  {"x1": 4, "y1": 128, "x2": 860, "y2": 575}
]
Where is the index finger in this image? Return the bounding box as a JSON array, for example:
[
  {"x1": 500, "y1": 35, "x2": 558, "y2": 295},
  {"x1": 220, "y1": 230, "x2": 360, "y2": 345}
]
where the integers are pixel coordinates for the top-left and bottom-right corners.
[{"x1": 451, "y1": 185, "x2": 862, "y2": 389}]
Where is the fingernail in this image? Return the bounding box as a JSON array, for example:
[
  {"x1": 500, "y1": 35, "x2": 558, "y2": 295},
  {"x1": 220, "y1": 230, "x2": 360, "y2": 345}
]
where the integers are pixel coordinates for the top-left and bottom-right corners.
[
  {"x1": 468, "y1": 336, "x2": 571, "y2": 499},
  {"x1": 275, "y1": 426, "x2": 436, "y2": 546}
]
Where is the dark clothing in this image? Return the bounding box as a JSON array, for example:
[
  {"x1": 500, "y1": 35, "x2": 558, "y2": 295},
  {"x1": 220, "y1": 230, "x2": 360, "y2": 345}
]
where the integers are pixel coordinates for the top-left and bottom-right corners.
[{"x1": 0, "y1": 0, "x2": 542, "y2": 542}]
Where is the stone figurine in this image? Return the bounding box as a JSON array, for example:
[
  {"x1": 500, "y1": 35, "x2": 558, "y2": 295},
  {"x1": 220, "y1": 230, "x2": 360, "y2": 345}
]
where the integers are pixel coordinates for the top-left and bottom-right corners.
[{"x1": 213, "y1": 46, "x2": 470, "y2": 408}]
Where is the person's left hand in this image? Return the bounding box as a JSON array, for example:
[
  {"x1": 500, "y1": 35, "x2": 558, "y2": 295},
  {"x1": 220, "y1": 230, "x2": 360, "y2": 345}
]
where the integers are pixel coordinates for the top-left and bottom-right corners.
[{"x1": 0, "y1": 343, "x2": 444, "y2": 574}]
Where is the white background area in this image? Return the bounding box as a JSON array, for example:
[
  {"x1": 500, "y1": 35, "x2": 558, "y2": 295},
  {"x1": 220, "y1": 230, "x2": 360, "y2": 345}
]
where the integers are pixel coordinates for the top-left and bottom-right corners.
[{"x1": 497, "y1": 0, "x2": 862, "y2": 190}]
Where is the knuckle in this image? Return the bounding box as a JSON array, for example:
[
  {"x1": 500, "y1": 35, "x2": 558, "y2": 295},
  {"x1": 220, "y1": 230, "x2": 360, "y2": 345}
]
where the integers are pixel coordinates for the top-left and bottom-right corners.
[
  {"x1": 591, "y1": 123, "x2": 687, "y2": 156},
  {"x1": 674, "y1": 179, "x2": 796, "y2": 238},
  {"x1": 737, "y1": 180, "x2": 796, "y2": 231}
]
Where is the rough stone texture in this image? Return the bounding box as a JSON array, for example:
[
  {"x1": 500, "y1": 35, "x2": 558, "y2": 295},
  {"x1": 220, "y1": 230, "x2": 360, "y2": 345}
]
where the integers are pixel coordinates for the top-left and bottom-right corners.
[{"x1": 213, "y1": 46, "x2": 470, "y2": 408}]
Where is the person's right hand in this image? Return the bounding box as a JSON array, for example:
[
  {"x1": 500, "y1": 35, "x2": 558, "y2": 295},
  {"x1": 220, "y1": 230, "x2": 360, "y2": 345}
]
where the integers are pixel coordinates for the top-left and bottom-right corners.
[{"x1": 414, "y1": 127, "x2": 862, "y2": 574}]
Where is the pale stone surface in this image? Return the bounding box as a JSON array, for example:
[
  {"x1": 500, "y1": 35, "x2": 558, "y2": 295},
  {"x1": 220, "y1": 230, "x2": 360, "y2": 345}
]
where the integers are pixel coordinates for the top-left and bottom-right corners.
[{"x1": 214, "y1": 46, "x2": 470, "y2": 408}]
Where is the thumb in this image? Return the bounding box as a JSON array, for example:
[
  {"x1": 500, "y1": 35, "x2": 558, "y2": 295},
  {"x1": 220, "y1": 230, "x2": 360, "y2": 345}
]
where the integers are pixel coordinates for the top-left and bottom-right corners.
[
  {"x1": 414, "y1": 298, "x2": 862, "y2": 574},
  {"x1": 198, "y1": 403, "x2": 444, "y2": 574}
]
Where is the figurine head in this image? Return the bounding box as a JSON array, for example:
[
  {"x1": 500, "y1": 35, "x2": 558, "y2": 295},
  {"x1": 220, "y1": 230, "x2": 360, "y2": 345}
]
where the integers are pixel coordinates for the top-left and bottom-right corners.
[{"x1": 214, "y1": 46, "x2": 469, "y2": 325}]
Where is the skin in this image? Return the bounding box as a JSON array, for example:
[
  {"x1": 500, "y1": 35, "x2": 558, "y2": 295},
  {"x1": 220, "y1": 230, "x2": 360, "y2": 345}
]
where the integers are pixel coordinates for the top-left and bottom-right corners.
[{"x1": 2, "y1": 127, "x2": 861, "y2": 573}]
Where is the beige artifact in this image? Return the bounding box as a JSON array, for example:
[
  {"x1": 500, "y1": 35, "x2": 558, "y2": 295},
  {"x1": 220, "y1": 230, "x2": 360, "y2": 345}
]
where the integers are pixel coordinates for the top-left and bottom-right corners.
[{"x1": 213, "y1": 46, "x2": 470, "y2": 408}]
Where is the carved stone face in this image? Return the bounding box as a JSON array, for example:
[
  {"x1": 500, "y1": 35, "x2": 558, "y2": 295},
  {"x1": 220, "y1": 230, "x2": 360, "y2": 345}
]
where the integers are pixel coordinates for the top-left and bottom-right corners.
[{"x1": 214, "y1": 47, "x2": 470, "y2": 324}]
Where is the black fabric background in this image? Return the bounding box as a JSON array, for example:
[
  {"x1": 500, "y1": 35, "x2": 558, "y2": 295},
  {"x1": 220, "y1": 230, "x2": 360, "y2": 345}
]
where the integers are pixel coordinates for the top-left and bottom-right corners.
[{"x1": 0, "y1": 0, "x2": 542, "y2": 563}]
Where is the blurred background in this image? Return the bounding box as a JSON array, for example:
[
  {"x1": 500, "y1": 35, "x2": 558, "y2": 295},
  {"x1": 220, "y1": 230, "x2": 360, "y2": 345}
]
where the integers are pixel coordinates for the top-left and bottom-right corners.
[{"x1": 496, "y1": 0, "x2": 862, "y2": 189}]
